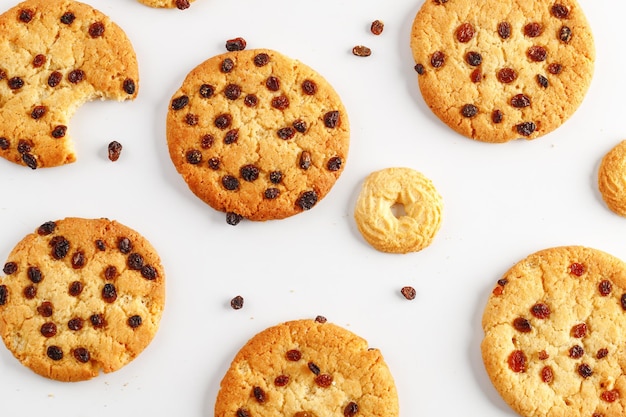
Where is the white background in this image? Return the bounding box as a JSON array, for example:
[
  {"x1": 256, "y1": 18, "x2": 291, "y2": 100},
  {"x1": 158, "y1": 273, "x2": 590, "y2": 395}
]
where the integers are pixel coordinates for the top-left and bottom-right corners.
[{"x1": 0, "y1": 0, "x2": 622, "y2": 415}]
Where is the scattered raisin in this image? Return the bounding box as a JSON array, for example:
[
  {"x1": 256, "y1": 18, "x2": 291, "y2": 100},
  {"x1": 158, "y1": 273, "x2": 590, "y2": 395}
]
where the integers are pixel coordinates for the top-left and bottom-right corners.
[
  {"x1": 491, "y1": 110, "x2": 503, "y2": 124},
  {"x1": 73, "y1": 347, "x2": 90, "y2": 363},
  {"x1": 199, "y1": 84, "x2": 214, "y2": 98},
  {"x1": 47, "y1": 346, "x2": 63, "y2": 361},
  {"x1": 538, "y1": 350, "x2": 549, "y2": 360},
  {"x1": 548, "y1": 63, "x2": 562, "y2": 74},
  {"x1": 511, "y1": 94, "x2": 531, "y2": 108},
  {"x1": 240, "y1": 164, "x2": 260, "y2": 182},
  {"x1": 3, "y1": 262, "x2": 17, "y2": 275},
  {"x1": 8, "y1": 77, "x2": 24, "y2": 90},
  {"x1": 352, "y1": 45, "x2": 371, "y2": 57},
  {"x1": 531, "y1": 303, "x2": 551, "y2": 319},
  {"x1": 266, "y1": 76, "x2": 280, "y2": 91},
  {"x1": 222, "y1": 175, "x2": 240, "y2": 191},
  {"x1": 60, "y1": 12, "x2": 75, "y2": 25},
  {"x1": 497, "y1": 68, "x2": 517, "y2": 84},
  {"x1": 456, "y1": 23, "x2": 475, "y2": 43},
  {"x1": 221, "y1": 58, "x2": 234, "y2": 73},
  {"x1": 22, "y1": 153, "x2": 37, "y2": 169},
  {"x1": 271, "y1": 96, "x2": 290, "y2": 110},
  {"x1": 597, "y1": 348, "x2": 609, "y2": 359},
  {"x1": 302, "y1": 79, "x2": 318, "y2": 95},
  {"x1": 0, "y1": 285, "x2": 7, "y2": 306},
  {"x1": 108, "y1": 141, "x2": 123, "y2": 161},
  {"x1": 88, "y1": 22, "x2": 105, "y2": 38},
  {"x1": 293, "y1": 119, "x2": 307, "y2": 133},
  {"x1": 324, "y1": 111, "x2": 340, "y2": 128},
  {"x1": 224, "y1": 84, "x2": 242, "y2": 100},
  {"x1": 599, "y1": 280, "x2": 612, "y2": 296},
  {"x1": 71, "y1": 251, "x2": 85, "y2": 269},
  {"x1": 516, "y1": 121, "x2": 536, "y2": 137},
  {"x1": 68, "y1": 69, "x2": 85, "y2": 83},
  {"x1": 569, "y1": 262, "x2": 585, "y2": 276},
  {"x1": 17, "y1": 139, "x2": 31, "y2": 154},
  {"x1": 286, "y1": 349, "x2": 302, "y2": 361},
  {"x1": 414, "y1": 64, "x2": 425, "y2": 75},
  {"x1": 68, "y1": 317, "x2": 84, "y2": 331},
  {"x1": 601, "y1": 390, "x2": 619, "y2": 403},
  {"x1": 264, "y1": 188, "x2": 280, "y2": 199},
  {"x1": 127, "y1": 253, "x2": 144, "y2": 270},
  {"x1": 621, "y1": 294, "x2": 626, "y2": 310},
  {"x1": 23, "y1": 285, "x2": 37, "y2": 299},
  {"x1": 214, "y1": 113, "x2": 232, "y2": 129},
  {"x1": 513, "y1": 317, "x2": 532, "y2": 333},
  {"x1": 371, "y1": 20, "x2": 384, "y2": 35},
  {"x1": 524, "y1": 22, "x2": 542, "y2": 37},
  {"x1": 465, "y1": 51, "x2": 482, "y2": 66},
  {"x1": 185, "y1": 114, "x2": 198, "y2": 126},
  {"x1": 269, "y1": 171, "x2": 283, "y2": 184},
  {"x1": 50, "y1": 236, "x2": 70, "y2": 259},
  {"x1": 95, "y1": 240, "x2": 106, "y2": 251},
  {"x1": 274, "y1": 375, "x2": 289, "y2": 386},
  {"x1": 175, "y1": 0, "x2": 190, "y2": 9},
  {"x1": 569, "y1": 344, "x2": 584, "y2": 358},
  {"x1": 0, "y1": 137, "x2": 8, "y2": 150},
  {"x1": 185, "y1": 149, "x2": 202, "y2": 164},
  {"x1": 308, "y1": 362, "x2": 321, "y2": 375},
  {"x1": 141, "y1": 265, "x2": 158, "y2": 280},
  {"x1": 225, "y1": 37, "x2": 246, "y2": 51},
  {"x1": 297, "y1": 190, "x2": 318, "y2": 210},
  {"x1": 208, "y1": 157, "x2": 220, "y2": 170},
  {"x1": 401, "y1": 286, "x2": 416, "y2": 300},
  {"x1": 344, "y1": 402, "x2": 359, "y2": 417},
  {"x1": 37, "y1": 301, "x2": 53, "y2": 316},
  {"x1": 104, "y1": 266, "x2": 117, "y2": 280},
  {"x1": 527, "y1": 46, "x2": 547, "y2": 62},
  {"x1": 315, "y1": 374, "x2": 333, "y2": 388},
  {"x1": 541, "y1": 366, "x2": 554, "y2": 384},
  {"x1": 90, "y1": 313, "x2": 106, "y2": 328},
  {"x1": 551, "y1": 4, "x2": 570, "y2": 19},
  {"x1": 123, "y1": 78, "x2": 136, "y2": 95},
  {"x1": 430, "y1": 51, "x2": 445, "y2": 68},
  {"x1": 508, "y1": 350, "x2": 527, "y2": 373},
  {"x1": 244, "y1": 94, "x2": 258, "y2": 107},
  {"x1": 171, "y1": 95, "x2": 189, "y2": 110},
  {"x1": 52, "y1": 125, "x2": 67, "y2": 138},
  {"x1": 201, "y1": 134, "x2": 214, "y2": 149},
  {"x1": 127, "y1": 315, "x2": 142, "y2": 328},
  {"x1": 230, "y1": 295, "x2": 244, "y2": 309},
  {"x1": 559, "y1": 26, "x2": 572, "y2": 43},
  {"x1": 461, "y1": 104, "x2": 478, "y2": 118},
  {"x1": 253, "y1": 386, "x2": 266, "y2": 403},
  {"x1": 41, "y1": 322, "x2": 57, "y2": 337},
  {"x1": 254, "y1": 53, "x2": 270, "y2": 67},
  {"x1": 498, "y1": 22, "x2": 511, "y2": 39},
  {"x1": 118, "y1": 237, "x2": 132, "y2": 254},
  {"x1": 277, "y1": 127, "x2": 296, "y2": 140},
  {"x1": 48, "y1": 71, "x2": 62, "y2": 87},
  {"x1": 315, "y1": 315, "x2": 327, "y2": 323},
  {"x1": 102, "y1": 283, "x2": 117, "y2": 303},
  {"x1": 18, "y1": 8, "x2": 33, "y2": 23},
  {"x1": 28, "y1": 266, "x2": 43, "y2": 283},
  {"x1": 327, "y1": 156, "x2": 342, "y2": 172},
  {"x1": 236, "y1": 409, "x2": 250, "y2": 417},
  {"x1": 537, "y1": 74, "x2": 549, "y2": 88},
  {"x1": 578, "y1": 363, "x2": 593, "y2": 378},
  {"x1": 32, "y1": 54, "x2": 46, "y2": 68},
  {"x1": 299, "y1": 151, "x2": 312, "y2": 170}
]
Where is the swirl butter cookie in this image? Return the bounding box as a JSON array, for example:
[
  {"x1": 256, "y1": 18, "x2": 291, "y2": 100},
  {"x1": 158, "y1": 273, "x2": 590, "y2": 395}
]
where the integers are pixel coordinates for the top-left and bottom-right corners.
[
  {"x1": 0, "y1": 0, "x2": 139, "y2": 169},
  {"x1": 410, "y1": 0, "x2": 594, "y2": 142},
  {"x1": 137, "y1": 0, "x2": 195, "y2": 9},
  {"x1": 354, "y1": 167, "x2": 443, "y2": 254},
  {"x1": 166, "y1": 48, "x2": 350, "y2": 222},
  {"x1": 0, "y1": 218, "x2": 165, "y2": 381},
  {"x1": 214, "y1": 319, "x2": 399, "y2": 417},
  {"x1": 482, "y1": 246, "x2": 626, "y2": 417},
  {"x1": 598, "y1": 140, "x2": 626, "y2": 217}
]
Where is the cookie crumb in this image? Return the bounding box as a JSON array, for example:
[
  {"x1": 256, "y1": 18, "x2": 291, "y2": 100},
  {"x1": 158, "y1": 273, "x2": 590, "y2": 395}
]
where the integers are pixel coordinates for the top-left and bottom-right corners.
[
  {"x1": 400, "y1": 286, "x2": 416, "y2": 300},
  {"x1": 107, "y1": 141, "x2": 123, "y2": 161},
  {"x1": 370, "y1": 20, "x2": 384, "y2": 35},
  {"x1": 352, "y1": 45, "x2": 372, "y2": 57},
  {"x1": 230, "y1": 295, "x2": 244, "y2": 310},
  {"x1": 314, "y1": 315, "x2": 327, "y2": 323}
]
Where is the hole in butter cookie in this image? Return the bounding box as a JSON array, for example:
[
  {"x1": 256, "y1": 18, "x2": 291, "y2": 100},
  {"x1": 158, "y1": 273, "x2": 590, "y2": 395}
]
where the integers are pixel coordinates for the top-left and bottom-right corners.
[
  {"x1": 354, "y1": 167, "x2": 443, "y2": 254},
  {"x1": 0, "y1": 0, "x2": 139, "y2": 169}
]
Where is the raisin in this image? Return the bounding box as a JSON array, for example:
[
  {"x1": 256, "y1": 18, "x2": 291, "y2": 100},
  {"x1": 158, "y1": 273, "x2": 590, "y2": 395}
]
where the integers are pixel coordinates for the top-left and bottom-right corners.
[
  {"x1": 0, "y1": 137, "x2": 8, "y2": 150},
  {"x1": 118, "y1": 237, "x2": 132, "y2": 254},
  {"x1": 230, "y1": 295, "x2": 244, "y2": 309},
  {"x1": 236, "y1": 409, "x2": 250, "y2": 417},
  {"x1": 401, "y1": 286, "x2": 416, "y2": 300},
  {"x1": 68, "y1": 317, "x2": 84, "y2": 331},
  {"x1": 461, "y1": 104, "x2": 478, "y2": 118},
  {"x1": 240, "y1": 164, "x2": 260, "y2": 182},
  {"x1": 286, "y1": 349, "x2": 302, "y2": 361},
  {"x1": 538, "y1": 350, "x2": 549, "y2": 360},
  {"x1": 552, "y1": 4, "x2": 570, "y2": 19},
  {"x1": 497, "y1": 68, "x2": 517, "y2": 84},
  {"x1": 508, "y1": 350, "x2": 527, "y2": 373},
  {"x1": 123, "y1": 78, "x2": 136, "y2": 95},
  {"x1": 491, "y1": 110, "x2": 503, "y2": 124},
  {"x1": 274, "y1": 375, "x2": 289, "y2": 386},
  {"x1": 254, "y1": 53, "x2": 270, "y2": 67},
  {"x1": 569, "y1": 345, "x2": 584, "y2": 358},
  {"x1": 597, "y1": 348, "x2": 609, "y2": 359},
  {"x1": 8, "y1": 77, "x2": 24, "y2": 90},
  {"x1": 223, "y1": 129, "x2": 238, "y2": 144},
  {"x1": 315, "y1": 374, "x2": 333, "y2": 388},
  {"x1": 569, "y1": 262, "x2": 585, "y2": 276},
  {"x1": 224, "y1": 84, "x2": 242, "y2": 100},
  {"x1": 537, "y1": 74, "x2": 549, "y2": 88},
  {"x1": 221, "y1": 58, "x2": 234, "y2": 73},
  {"x1": 511, "y1": 94, "x2": 531, "y2": 108},
  {"x1": 352, "y1": 45, "x2": 372, "y2": 57},
  {"x1": 571, "y1": 323, "x2": 587, "y2": 338},
  {"x1": 185, "y1": 114, "x2": 198, "y2": 126},
  {"x1": 30, "y1": 105, "x2": 46, "y2": 120},
  {"x1": 272, "y1": 96, "x2": 290, "y2": 110},
  {"x1": 47, "y1": 346, "x2": 63, "y2": 361},
  {"x1": 32, "y1": 54, "x2": 46, "y2": 68},
  {"x1": 253, "y1": 386, "x2": 266, "y2": 403},
  {"x1": 52, "y1": 125, "x2": 67, "y2": 138},
  {"x1": 28, "y1": 266, "x2": 43, "y2": 283},
  {"x1": 60, "y1": 12, "x2": 75, "y2": 25},
  {"x1": 601, "y1": 390, "x2": 619, "y2": 403},
  {"x1": 297, "y1": 190, "x2": 318, "y2": 210},
  {"x1": 88, "y1": 22, "x2": 105, "y2": 38},
  {"x1": 516, "y1": 121, "x2": 536, "y2": 136},
  {"x1": 18, "y1": 9, "x2": 33, "y2": 23},
  {"x1": 524, "y1": 22, "x2": 542, "y2": 37},
  {"x1": 171, "y1": 95, "x2": 189, "y2": 110},
  {"x1": 430, "y1": 51, "x2": 445, "y2": 68},
  {"x1": 222, "y1": 175, "x2": 240, "y2": 191},
  {"x1": 266, "y1": 76, "x2": 280, "y2": 91},
  {"x1": 102, "y1": 283, "x2": 117, "y2": 303},
  {"x1": 23, "y1": 285, "x2": 37, "y2": 299},
  {"x1": 214, "y1": 114, "x2": 232, "y2": 129},
  {"x1": 22, "y1": 153, "x2": 37, "y2": 169},
  {"x1": 127, "y1": 253, "x2": 144, "y2": 270},
  {"x1": 371, "y1": 20, "x2": 384, "y2": 35},
  {"x1": 226, "y1": 212, "x2": 243, "y2": 226},
  {"x1": 185, "y1": 149, "x2": 202, "y2": 164},
  {"x1": 414, "y1": 64, "x2": 425, "y2": 75},
  {"x1": 201, "y1": 134, "x2": 214, "y2": 149},
  {"x1": 299, "y1": 151, "x2": 312, "y2": 170},
  {"x1": 344, "y1": 402, "x2": 359, "y2": 417},
  {"x1": 471, "y1": 69, "x2": 484, "y2": 83},
  {"x1": 199, "y1": 84, "x2": 214, "y2": 98},
  {"x1": 95, "y1": 240, "x2": 106, "y2": 251},
  {"x1": 276, "y1": 127, "x2": 296, "y2": 140},
  {"x1": 4, "y1": 262, "x2": 17, "y2": 275},
  {"x1": 71, "y1": 251, "x2": 85, "y2": 269},
  {"x1": 456, "y1": 23, "x2": 475, "y2": 43},
  {"x1": 324, "y1": 111, "x2": 340, "y2": 128},
  {"x1": 599, "y1": 280, "x2": 612, "y2": 296},
  {"x1": 498, "y1": 22, "x2": 511, "y2": 39},
  {"x1": 559, "y1": 26, "x2": 572, "y2": 43},
  {"x1": 17, "y1": 139, "x2": 32, "y2": 153},
  {"x1": 225, "y1": 37, "x2": 246, "y2": 51},
  {"x1": 541, "y1": 366, "x2": 554, "y2": 384},
  {"x1": 264, "y1": 188, "x2": 280, "y2": 199},
  {"x1": 293, "y1": 119, "x2": 307, "y2": 133},
  {"x1": 73, "y1": 347, "x2": 90, "y2": 363},
  {"x1": 68, "y1": 69, "x2": 85, "y2": 83},
  {"x1": 465, "y1": 51, "x2": 482, "y2": 66},
  {"x1": 141, "y1": 265, "x2": 158, "y2": 280},
  {"x1": 578, "y1": 363, "x2": 593, "y2": 378},
  {"x1": 244, "y1": 94, "x2": 258, "y2": 107},
  {"x1": 48, "y1": 71, "x2": 62, "y2": 87},
  {"x1": 527, "y1": 46, "x2": 547, "y2": 62},
  {"x1": 90, "y1": 313, "x2": 106, "y2": 328},
  {"x1": 175, "y1": 0, "x2": 190, "y2": 9},
  {"x1": 37, "y1": 222, "x2": 55, "y2": 236},
  {"x1": 326, "y1": 156, "x2": 342, "y2": 172},
  {"x1": 315, "y1": 315, "x2": 327, "y2": 323},
  {"x1": 0, "y1": 285, "x2": 7, "y2": 306},
  {"x1": 269, "y1": 171, "x2": 282, "y2": 184},
  {"x1": 50, "y1": 236, "x2": 70, "y2": 259},
  {"x1": 513, "y1": 317, "x2": 532, "y2": 333},
  {"x1": 208, "y1": 157, "x2": 220, "y2": 170},
  {"x1": 127, "y1": 315, "x2": 142, "y2": 328},
  {"x1": 302, "y1": 79, "x2": 318, "y2": 95},
  {"x1": 40, "y1": 322, "x2": 56, "y2": 338},
  {"x1": 548, "y1": 63, "x2": 562, "y2": 75},
  {"x1": 621, "y1": 294, "x2": 626, "y2": 310},
  {"x1": 37, "y1": 301, "x2": 53, "y2": 316},
  {"x1": 104, "y1": 266, "x2": 117, "y2": 280},
  {"x1": 308, "y1": 362, "x2": 321, "y2": 375},
  {"x1": 107, "y1": 140, "x2": 123, "y2": 161}
]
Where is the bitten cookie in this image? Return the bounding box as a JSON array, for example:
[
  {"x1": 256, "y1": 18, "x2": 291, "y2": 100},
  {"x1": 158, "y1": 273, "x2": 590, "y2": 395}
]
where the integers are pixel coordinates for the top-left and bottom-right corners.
[
  {"x1": 136, "y1": 0, "x2": 195, "y2": 9},
  {"x1": 598, "y1": 140, "x2": 626, "y2": 217},
  {"x1": 354, "y1": 167, "x2": 443, "y2": 254},
  {"x1": 410, "y1": 0, "x2": 594, "y2": 143},
  {"x1": 0, "y1": 218, "x2": 165, "y2": 382},
  {"x1": 166, "y1": 48, "x2": 350, "y2": 222},
  {"x1": 214, "y1": 319, "x2": 399, "y2": 417},
  {"x1": 0, "y1": 0, "x2": 139, "y2": 169},
  {"x1": 482, "y1": 246, "x2": 626, "y2": 417}
]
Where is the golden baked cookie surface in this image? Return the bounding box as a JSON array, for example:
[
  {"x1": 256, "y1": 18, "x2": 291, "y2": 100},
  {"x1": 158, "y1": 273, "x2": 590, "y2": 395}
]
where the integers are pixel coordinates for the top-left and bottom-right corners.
[
  {"x1": 410, "y1": 0, "x2": 594, "y2": 142},
  {"x1": 214, "y1": 319, "x2": 399, "y2": 417},
  {"x1": 0, "y1": 218, "x2": 165, "y2": 382},
  {"x1": 598, "y1": 140, "x2": 626, "y2": 216},
  {"x1": 482, "y1": 246, "x2": 626, "y2": 417},
  {"x1": 166, "y1": 48, "x2": 350, "y2": 222},
  {"x1": 137, "y1": 0, "x2": 195, "y2": 9}
]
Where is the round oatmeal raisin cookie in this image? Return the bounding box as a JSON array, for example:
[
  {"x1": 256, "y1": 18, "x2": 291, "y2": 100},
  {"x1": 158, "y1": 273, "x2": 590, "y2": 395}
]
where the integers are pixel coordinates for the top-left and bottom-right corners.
[
  {"x1": 166, "y1": 48, "x2": 350, "y2": 222},
  {"x1": 482, "y1": 246, "x2": 626, "y2": 417},
  {"x1": 410, "y1": 0, "x2": 594, "y2": 142},
  {"x1": 0, "y1": 218, "x2": 165, "y2": 381},
  {"x1": 0, "y1": 0, "x2": 139, "y2": 169},
  {"x1": 598, "y1": 140, "x2": 626, "y2": 217},
  {"x1": 214, "y1": 319, "x2": 399, "y2": 417}
]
